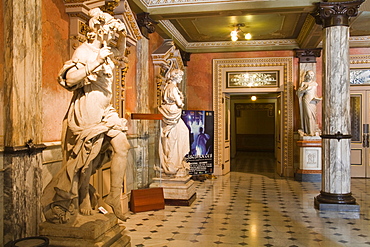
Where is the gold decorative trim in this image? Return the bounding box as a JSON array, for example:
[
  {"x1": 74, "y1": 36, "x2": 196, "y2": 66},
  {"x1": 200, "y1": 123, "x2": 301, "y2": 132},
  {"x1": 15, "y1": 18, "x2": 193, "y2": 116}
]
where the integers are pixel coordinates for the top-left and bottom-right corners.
[
  {"x1": 213, "y1": 57, "x2": 294, "y2": 176},
  {"x1": 123, "y1": 0, "x2": 143, "y2": 43},
  {"x1": 350, "y1": 54, "x2": 370, "y2": 65}
]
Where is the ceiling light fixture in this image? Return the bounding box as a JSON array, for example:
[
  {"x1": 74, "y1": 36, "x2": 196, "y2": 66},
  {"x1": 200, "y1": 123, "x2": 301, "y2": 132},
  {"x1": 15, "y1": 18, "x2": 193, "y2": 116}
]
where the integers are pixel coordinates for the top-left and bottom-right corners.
[{"x1": 230, "y1": 23, "x2": 252, "y2": 42}]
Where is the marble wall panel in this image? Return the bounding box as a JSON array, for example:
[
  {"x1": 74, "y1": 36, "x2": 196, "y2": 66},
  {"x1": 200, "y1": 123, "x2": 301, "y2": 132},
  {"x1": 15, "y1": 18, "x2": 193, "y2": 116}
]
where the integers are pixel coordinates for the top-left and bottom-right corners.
[{"x1": 3, "y1": 152, "x2": 43, "y2": 245}]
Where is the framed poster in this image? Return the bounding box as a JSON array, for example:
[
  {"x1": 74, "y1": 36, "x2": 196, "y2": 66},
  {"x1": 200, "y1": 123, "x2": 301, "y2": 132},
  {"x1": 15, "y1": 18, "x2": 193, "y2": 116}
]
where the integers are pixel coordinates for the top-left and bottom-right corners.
[
  {"x1": 182, "y1": 110, "x2": 214, "y2": 175},
  {"x1": 227, "y1": 71, "x2": 279, "y2": 88}
]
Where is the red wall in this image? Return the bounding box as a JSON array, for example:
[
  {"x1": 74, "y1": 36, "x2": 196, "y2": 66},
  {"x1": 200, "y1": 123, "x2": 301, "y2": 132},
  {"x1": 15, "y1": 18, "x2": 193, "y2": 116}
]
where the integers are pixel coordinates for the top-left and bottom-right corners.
[
  {"x1": 42, "y1": 0, "x2": 70, "y2": 142},
  {"x1": 186, "y1": 50, "x2": 296, "y2": 111}
]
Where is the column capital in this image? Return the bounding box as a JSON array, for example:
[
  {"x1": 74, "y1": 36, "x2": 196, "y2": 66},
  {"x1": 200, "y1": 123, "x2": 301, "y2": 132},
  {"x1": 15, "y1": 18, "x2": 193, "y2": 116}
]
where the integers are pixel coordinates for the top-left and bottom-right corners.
[
  {"x1": 294, "y1": 48, "x2": 322, "y2": 63},
  {"x1": 311, "y1": 0, "x2": 364, "y2": 28},
  {"x1": 137, "y1": 12, "x2": 158, "y2": 38}
]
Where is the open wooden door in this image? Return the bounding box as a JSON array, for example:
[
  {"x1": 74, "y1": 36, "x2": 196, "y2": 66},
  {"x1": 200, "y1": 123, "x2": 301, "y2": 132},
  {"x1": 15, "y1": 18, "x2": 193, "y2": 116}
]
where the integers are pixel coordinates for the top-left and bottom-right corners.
[
  {"x1": 276, "y1": 93, "x2": 283, "y2": 176},
  {"x1": 222, "y1": 93, "x2": 231, "y2": 175}
]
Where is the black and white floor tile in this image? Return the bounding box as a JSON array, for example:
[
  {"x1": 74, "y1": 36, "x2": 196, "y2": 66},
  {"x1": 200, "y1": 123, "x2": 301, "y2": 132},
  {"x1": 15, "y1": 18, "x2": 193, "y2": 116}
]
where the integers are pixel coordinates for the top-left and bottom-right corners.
[{"x1": 122, "y1": 152, "x2": 370, "y2": 247}]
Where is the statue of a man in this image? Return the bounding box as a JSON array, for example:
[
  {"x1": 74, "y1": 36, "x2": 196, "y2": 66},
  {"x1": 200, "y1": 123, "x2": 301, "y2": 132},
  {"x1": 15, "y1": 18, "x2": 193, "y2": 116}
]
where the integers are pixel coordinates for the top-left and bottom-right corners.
[
  {"x1": 297, "y1": 70, "x2": 322, "y2": 136},
  {"x1": 42, "y1": 8, "x2": 130, "y2": 224},
  {"x1": 158, "y1": 69, "x2": 190, "y2": 177}
]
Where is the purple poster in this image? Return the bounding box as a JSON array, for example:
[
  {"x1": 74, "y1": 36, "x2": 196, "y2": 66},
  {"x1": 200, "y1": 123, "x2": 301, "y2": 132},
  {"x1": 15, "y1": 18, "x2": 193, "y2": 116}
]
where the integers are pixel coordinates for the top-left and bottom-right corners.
[{"x1": 182, "y1": 110, "x2": 214, "y2": 175}]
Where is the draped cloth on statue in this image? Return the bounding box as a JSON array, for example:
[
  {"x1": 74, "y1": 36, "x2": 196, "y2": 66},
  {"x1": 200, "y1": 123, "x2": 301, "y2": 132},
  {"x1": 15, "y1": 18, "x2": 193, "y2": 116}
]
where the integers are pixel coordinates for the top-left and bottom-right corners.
[
  {"x1": 301, "y1": 88, "x2": 319, "y2": 136},
  {"x1": 158, "y1": 83, "x2": 190, "y2": 175},
  {"x1": 41, "y1": 44, "x2": 127, "y2": 223}
]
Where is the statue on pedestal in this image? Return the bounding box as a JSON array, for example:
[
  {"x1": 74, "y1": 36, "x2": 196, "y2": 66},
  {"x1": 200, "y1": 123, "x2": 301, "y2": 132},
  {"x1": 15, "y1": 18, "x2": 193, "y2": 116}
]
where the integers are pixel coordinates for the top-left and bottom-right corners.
[
  {"x1": 42, "y1": 8, "x2": 130, "y2": 224},
  {"x1": 157, "y1": 69, "x2": 190, "y2": 177},
  {"x1": 297, "y1": 70, "x2": 322, "y2": 136}
]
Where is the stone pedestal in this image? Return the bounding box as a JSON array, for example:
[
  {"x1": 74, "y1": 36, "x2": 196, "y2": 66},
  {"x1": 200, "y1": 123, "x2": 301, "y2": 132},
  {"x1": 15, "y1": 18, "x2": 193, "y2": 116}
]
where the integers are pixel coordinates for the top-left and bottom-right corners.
[
  {"x1": 150, "y1": 175, "x2": 196, "y2": 206},
  {"x1": 295, "y1": 136, "x2": 322, "y2": 182},
  {"x1": 39, "y1": 213, "x2": 130, "y2": 247}
]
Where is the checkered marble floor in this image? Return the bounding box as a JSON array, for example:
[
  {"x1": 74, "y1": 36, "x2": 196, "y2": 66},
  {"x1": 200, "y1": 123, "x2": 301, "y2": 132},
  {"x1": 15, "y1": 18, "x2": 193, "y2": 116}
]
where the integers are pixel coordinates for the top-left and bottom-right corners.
[{"x1": 122, "y1": 152, "x2": 370, "y2": 247}]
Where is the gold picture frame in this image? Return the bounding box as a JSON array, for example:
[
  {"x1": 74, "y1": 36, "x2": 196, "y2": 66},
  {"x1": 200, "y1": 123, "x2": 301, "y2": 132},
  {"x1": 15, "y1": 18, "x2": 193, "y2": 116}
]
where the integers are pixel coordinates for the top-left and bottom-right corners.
[{"x1": 227, "y1": 71, "x2": 279, "y2": 88}]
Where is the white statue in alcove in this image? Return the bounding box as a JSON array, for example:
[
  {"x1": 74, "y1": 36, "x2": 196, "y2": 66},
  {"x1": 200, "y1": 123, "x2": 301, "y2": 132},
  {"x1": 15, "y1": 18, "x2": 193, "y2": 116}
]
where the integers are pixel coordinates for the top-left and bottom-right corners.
[{"x1": 297, "y1": 70, "x2": 322, "y2": 136}]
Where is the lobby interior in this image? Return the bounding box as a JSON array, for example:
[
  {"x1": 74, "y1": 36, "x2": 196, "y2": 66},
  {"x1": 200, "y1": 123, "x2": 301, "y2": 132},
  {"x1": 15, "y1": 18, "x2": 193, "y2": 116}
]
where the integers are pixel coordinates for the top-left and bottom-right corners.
[{"x1": 2, "y1": 0, "x2": 370, "y2": 246}]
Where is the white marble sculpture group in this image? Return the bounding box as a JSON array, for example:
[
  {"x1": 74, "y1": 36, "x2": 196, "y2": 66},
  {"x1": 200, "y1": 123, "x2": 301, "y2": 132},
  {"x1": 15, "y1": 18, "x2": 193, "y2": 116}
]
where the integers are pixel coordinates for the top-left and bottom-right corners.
[
  {"x1": 297, "y1": 70, "x2": 322, "y2": 136},
  {"x1": 42, "y1": 8, "x2": 130, "y2": 224}
]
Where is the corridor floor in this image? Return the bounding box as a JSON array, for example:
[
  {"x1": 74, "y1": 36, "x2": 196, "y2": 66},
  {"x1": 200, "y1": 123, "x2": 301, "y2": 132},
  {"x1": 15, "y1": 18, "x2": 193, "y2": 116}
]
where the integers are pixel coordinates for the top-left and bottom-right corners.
[{"x1": 122, "y1": 152, "x2": 370, "y2": 247}]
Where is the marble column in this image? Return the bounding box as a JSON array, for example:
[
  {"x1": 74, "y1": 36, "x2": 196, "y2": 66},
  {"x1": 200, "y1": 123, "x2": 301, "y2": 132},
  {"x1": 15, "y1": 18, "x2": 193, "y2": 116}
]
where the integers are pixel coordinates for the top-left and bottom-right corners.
[
  {"x1": 2, "y1": 0, "x2": 44, "y2": 245},
  {"x1": 312, "y1": 0, "x2": 363, "y2": 210},
  {"x1": 133, "y1": 37, "x2": 151, "y2": 189}
]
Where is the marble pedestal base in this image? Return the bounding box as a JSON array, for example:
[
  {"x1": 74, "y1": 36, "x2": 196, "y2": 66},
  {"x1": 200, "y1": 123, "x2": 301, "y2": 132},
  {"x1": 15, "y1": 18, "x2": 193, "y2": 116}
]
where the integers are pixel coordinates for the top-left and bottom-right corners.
[
  {"x1": 150, "y1": 175, "x2": 196, "y2": 206},
  {"x1": 39, "y1": 213, "x2": 130, "y2": 247},
  {"x1": 295, "y1": 137, "x2": 322, "y2": 182},
  {"x1": 314, "y1": 197, "x2": 360, "y2": 212}
]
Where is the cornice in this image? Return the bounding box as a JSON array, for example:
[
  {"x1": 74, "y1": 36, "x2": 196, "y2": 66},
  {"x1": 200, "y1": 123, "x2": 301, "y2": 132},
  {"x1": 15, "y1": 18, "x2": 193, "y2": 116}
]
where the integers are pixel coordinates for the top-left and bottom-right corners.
[
  {"x1": 137, "y1": 0, "x2": 264, "y2": 7},
  {"x1": 159, "y1": 20, "x2": 299, "y2": 53},
  {"x1": 158, "y1": 20, "x2": 188, "y2": 49}
]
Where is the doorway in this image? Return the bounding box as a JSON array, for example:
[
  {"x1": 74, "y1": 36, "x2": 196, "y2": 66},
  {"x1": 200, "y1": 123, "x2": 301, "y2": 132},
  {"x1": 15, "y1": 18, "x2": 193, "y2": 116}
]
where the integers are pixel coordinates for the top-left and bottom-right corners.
[
  {"x1": 213, "y1": 57, "x2": 294, "y2": 177},
  {"x1": 230, "y1": 93, "x2": 279, "y2": 172},
  {"x1": 350, "y1": 89, "x2": 370, "y2": 178}
]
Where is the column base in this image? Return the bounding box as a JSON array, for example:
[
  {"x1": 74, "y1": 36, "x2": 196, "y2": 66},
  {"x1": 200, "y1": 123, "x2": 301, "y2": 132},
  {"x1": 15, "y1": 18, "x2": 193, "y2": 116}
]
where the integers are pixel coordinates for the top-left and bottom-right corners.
[{"x1": 314, "y1": 191, "x2": 360, "y2": 212}]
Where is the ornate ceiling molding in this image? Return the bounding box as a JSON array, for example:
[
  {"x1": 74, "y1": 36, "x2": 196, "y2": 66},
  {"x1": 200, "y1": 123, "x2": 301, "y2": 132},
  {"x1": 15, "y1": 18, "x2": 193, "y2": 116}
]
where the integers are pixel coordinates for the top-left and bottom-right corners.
[
  {"x1": 187, "y1": 39, "x2": 298, "y2": 48},
  {"x1": 349, "y1": 35, "x2": 370, "y2": 47},
  {"x1": 158, "y1": 20, "x2": 188, "y2": 49},
  {"x1": 159, "y1": 20, "x2": 299, "y2": 52},
  {"x1": 138, "y1": 0, "x2": 269, "y2": 7}
]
